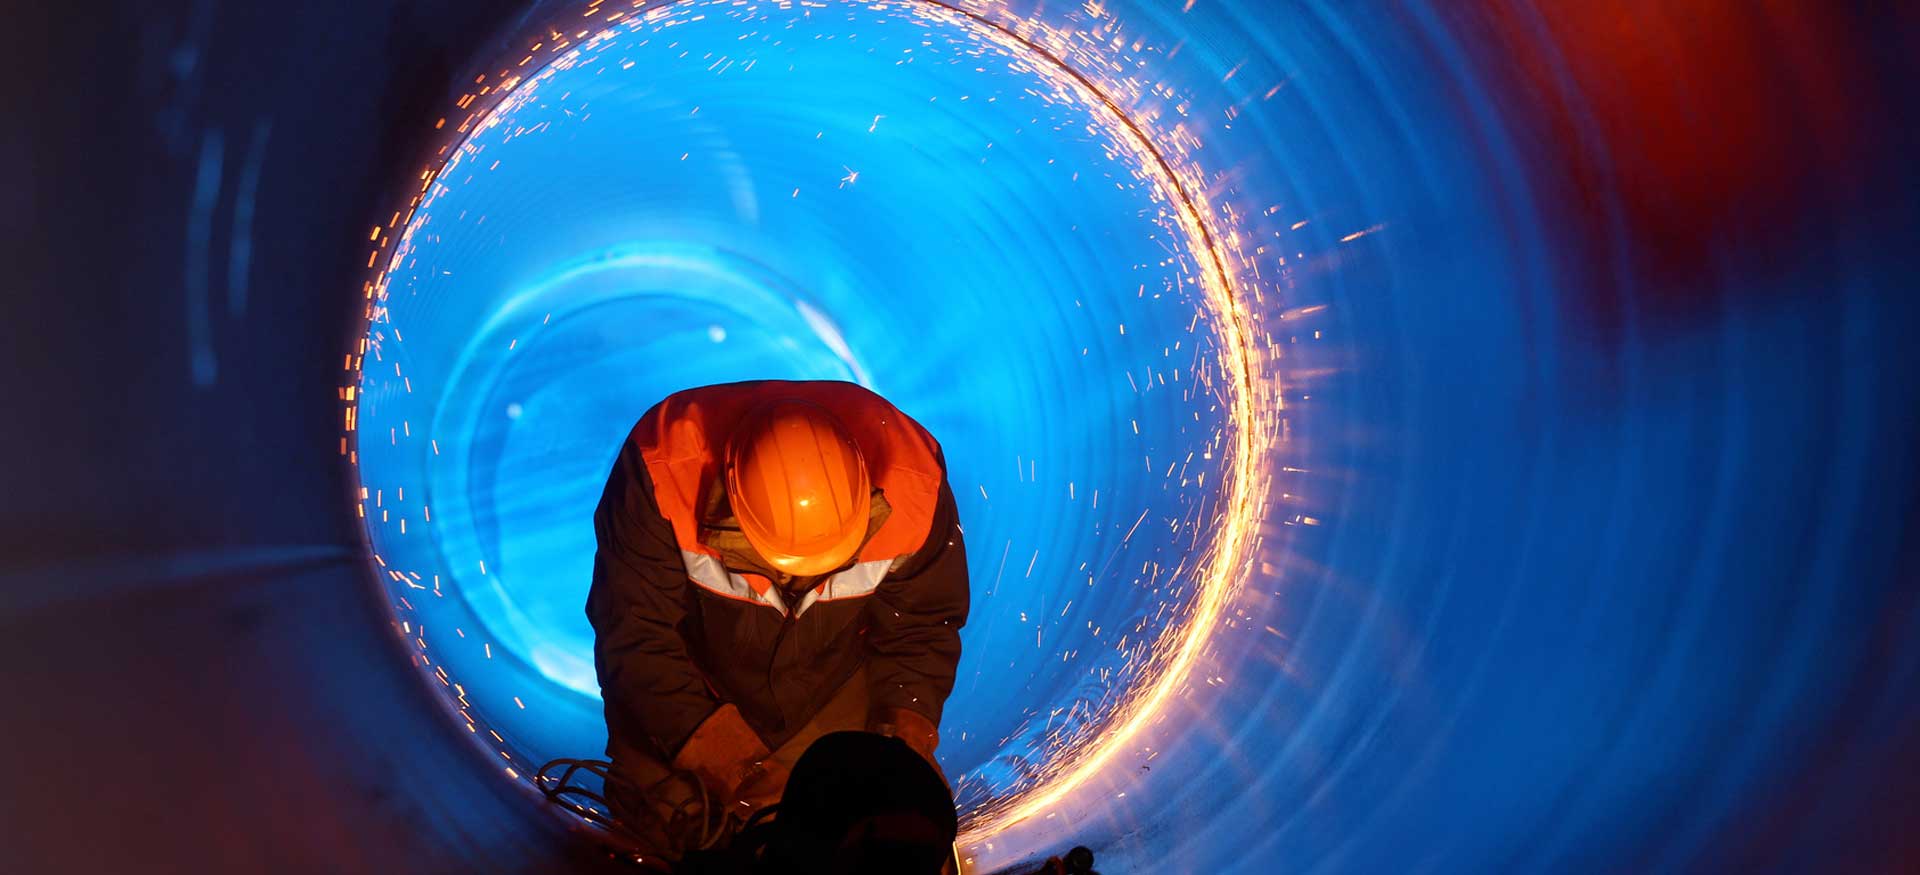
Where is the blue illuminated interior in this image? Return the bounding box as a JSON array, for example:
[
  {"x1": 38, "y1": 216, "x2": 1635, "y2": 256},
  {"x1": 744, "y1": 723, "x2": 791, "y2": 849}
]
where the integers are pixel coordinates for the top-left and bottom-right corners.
[
  {"x1": 333, "y1": 1, "x2": 1920, "y2": 872},
  {"x1": 354, "y1": 0, "x2": 1230, "y2": 827},
  {"x1": 12, "y1": 0, "x2": 1918, "y2": 872}
]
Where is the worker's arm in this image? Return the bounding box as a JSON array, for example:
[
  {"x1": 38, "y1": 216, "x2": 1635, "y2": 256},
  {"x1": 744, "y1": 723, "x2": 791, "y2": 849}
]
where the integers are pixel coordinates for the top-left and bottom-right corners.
[
  {"x1": 586, "y1": 434, "x2": 770, "y2": 794},
  {"x1": 864, "y1": 475, "x2": 971, "y2": 761}
]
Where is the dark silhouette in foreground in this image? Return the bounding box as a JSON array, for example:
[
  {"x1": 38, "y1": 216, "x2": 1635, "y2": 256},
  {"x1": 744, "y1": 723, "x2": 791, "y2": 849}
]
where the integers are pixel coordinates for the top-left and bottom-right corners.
[
  {"x1": 542, "y1": 731, "x2": 1100, "y2": 874},
  {"x1": 675, "y1": 730, "x2": 957, "y2": 874}
]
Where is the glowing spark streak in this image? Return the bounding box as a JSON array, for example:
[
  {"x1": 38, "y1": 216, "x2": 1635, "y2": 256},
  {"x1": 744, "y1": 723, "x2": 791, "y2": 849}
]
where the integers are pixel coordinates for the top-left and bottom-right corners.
[
  {"x1": 343, "y1": 0, "x2": 1275, "y2": 850},
  {"x1": 899, "y1": 0, "x2": 1268, "y2": 840}
]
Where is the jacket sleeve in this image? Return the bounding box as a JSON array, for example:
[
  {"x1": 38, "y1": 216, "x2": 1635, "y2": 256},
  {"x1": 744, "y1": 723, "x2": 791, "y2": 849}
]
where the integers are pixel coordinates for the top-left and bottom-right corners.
[
  {"x1": 584, "y1": 431, "x2": 725, "y2": 758},
  {"x1": 864, "y1": 473, "x2": 970, "y2": 754}
]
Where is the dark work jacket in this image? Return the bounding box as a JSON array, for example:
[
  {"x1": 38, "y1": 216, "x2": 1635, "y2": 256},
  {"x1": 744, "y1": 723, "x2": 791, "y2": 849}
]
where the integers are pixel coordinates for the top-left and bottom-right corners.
[{"x1": 585, "y1": 406, "x2": 970, "y2": 760}]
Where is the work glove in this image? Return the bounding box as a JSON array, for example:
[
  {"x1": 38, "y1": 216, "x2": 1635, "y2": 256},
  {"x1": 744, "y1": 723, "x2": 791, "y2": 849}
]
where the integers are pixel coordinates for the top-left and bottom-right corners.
[
  {"x1": 729, "y1": 757, "x2": 793, "y2": 814},
  {"x1": 671, "y1": 704, "x2": 774, "y2": 807},
  {"x1": 870, "y1": 706, "x2": 947, "y2": 786}
]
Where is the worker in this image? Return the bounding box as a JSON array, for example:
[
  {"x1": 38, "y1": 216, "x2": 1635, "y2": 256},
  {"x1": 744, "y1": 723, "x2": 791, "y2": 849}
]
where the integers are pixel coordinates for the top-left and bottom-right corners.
[{"x1": 586, "y1": 379, "x2": 970, "y2": 860}]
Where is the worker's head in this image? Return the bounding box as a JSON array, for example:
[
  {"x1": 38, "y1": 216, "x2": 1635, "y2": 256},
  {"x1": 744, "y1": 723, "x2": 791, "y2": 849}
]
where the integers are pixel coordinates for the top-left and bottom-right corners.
[
  {"x1": 765, "y1": 731, "x2": 958, "y2": 875},
  {"x1": 724, "y1": 398, "x2": 872, "y2": 577}
]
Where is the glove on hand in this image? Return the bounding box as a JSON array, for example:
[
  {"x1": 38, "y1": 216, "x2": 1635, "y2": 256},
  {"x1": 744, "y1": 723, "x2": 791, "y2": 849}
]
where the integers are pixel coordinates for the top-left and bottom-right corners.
[
  {"x1": 671, "y1": 704, "x2": 773, "y2": 804},
  {"x1": 870, "y1": 706, "x2": 946, "y2": 786}
]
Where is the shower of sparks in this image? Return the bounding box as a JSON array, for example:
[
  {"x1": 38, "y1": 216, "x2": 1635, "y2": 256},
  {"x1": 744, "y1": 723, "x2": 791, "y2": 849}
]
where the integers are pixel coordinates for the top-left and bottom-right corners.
[{"x1": 343, "y1": 0, "x2": 1298, "y2": 854}]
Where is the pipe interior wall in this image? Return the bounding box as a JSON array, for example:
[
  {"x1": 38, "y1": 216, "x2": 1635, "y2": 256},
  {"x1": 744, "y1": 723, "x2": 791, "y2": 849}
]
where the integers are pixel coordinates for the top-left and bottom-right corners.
[{"x1": 6, "y1": 1, "x2": 1918, "y2": 872}]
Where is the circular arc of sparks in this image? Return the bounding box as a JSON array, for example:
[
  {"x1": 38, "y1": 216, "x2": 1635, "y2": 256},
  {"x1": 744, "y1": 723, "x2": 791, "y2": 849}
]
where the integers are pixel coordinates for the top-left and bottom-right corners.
[
  {"x1": 342, "y1": 0, "x2": 1273, "y2": 849},
  {"x1": 900, "y1": 0, "x2": 1266, "y2": 842}
]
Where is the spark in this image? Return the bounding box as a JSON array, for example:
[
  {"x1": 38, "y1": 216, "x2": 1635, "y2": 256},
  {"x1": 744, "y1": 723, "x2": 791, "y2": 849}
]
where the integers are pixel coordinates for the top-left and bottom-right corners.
[
  {"x1": 342, "y1": 0, "x2": 1281, "y2": 853},
  {"x1": 1339, "y1": 224, "x2": 1383, "y2": 243}
]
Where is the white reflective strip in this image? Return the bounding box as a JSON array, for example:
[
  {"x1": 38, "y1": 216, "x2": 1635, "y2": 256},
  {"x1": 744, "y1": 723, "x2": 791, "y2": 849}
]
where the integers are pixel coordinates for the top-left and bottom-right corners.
[
  {"x1": 684, "y1": 550, "x2": 891, "y2": 618},
  {"x1": 681, "y1": 549, "x2": 784, "y2": 613},
  {"x1": 793, "y1": 558, "x2": 892, "y2": 617},
  {"x1": 761, "y1": 583, "x2": 790, "y2": 615}
]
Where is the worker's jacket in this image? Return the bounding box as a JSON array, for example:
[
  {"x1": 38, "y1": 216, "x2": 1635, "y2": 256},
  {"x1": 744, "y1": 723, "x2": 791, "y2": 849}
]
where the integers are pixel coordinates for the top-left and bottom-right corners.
[{"x1": 586, "y1": 380, "x2": 970, "y2": 760}]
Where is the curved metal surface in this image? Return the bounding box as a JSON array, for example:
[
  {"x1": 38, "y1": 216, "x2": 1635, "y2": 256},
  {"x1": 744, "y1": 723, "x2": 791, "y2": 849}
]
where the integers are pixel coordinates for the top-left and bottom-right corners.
[{"x1": 7, "y1": 1, "x2": 1919, "y2": 873}]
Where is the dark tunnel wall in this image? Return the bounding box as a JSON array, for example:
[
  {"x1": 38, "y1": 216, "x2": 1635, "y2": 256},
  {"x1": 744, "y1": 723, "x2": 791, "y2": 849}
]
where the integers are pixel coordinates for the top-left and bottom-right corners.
[
  {"x1": 8, "y1": 3, "x2": 635, "y2": 872},
  {"x1": 8, "y1": 1, "x2": 1920, "y2": 873}
]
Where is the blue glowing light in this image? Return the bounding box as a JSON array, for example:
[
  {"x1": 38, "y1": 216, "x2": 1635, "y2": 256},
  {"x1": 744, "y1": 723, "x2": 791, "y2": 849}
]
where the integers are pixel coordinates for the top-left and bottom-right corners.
[{"x1": 351, "y1": 2, "x2": 1245, "y2": 856}]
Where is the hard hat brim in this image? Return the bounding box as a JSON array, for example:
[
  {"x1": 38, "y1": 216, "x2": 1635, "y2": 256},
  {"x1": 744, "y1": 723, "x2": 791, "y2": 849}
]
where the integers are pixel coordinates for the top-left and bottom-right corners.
[{"x1": 739, "y1": 497, "x2": 871, "y2": 577}]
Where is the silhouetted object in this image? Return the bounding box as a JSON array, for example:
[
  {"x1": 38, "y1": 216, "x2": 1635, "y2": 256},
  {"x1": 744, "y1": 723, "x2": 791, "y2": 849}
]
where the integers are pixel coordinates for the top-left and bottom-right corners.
[
  {"x1": 670, "y1": 730, "x2": 959, "y2": 874},
  {"x1": 542, "y1": 731, "x2": 958, "y2": 873},
  {"x1": 1021, "y1": 846, "x2": 1097, "y2": 875},
  {"x1": 761, "y1": 730, "x2": 958, "y2": 874}
]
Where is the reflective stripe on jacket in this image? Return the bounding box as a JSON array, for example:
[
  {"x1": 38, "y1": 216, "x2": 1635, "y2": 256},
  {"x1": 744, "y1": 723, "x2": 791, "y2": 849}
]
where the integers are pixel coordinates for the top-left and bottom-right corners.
[{"x1": 587, "y1": 380, "x2": 971, "y2": 758}]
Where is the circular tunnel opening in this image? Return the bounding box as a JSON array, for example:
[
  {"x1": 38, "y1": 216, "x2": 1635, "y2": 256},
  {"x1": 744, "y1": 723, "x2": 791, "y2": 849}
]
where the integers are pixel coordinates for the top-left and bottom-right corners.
[{"x1": 348, "y1": 0, "x2": 1263, "y2": 860}]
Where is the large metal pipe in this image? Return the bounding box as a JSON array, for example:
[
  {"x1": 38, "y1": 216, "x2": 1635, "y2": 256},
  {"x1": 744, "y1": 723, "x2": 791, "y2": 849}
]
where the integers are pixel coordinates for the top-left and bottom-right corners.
[{"x1": 6, "y1": 1, "x2": 1917, "y2": 872}]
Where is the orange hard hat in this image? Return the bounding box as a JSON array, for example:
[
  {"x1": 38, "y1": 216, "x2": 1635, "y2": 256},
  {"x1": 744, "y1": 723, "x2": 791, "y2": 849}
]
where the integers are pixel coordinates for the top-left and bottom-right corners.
[{"x1": 724, "y1": 398, "x2": 872, "y2": 577}]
